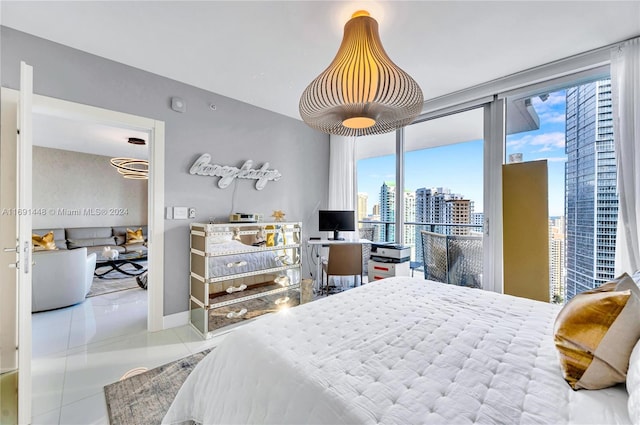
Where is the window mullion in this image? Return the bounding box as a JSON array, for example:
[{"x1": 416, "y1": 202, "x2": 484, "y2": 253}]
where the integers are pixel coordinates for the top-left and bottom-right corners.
[{"x1": 395, "y1": 127, "x2": 405, "y2": 244}]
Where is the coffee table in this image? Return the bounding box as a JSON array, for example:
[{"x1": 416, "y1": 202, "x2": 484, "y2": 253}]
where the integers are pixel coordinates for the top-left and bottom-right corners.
[{"x1": 94, "y1": 251, "x2": 148, "y2": 279}]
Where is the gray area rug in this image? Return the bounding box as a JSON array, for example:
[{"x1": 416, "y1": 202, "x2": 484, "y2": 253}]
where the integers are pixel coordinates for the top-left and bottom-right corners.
[
  {"x1": 104, "y1": 349, "x2": 211, "y2": 425},
  {"x1": 87, "y1": 261, "x2": 148, "y2": 297}
]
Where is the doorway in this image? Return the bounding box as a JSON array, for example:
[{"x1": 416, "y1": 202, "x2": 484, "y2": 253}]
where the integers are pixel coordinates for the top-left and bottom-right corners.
[
  {"x1": 30, "y1": 93, "x2": 165, "y2": 331},
  {"x1": 1, "y1": 90, "x2": 165, "y2": 328}
]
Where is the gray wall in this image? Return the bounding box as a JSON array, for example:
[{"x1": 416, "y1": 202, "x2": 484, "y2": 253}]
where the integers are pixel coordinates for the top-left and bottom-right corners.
[
  {"x1": 32, "y1": 146, "x2": 148, "y2": 229},
  {"x1": 1, "y1": 27, "x2": 329, "y2": 316}
]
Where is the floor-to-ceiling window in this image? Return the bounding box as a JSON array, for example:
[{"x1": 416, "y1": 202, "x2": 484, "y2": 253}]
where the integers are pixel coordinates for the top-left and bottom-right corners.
[
  {"x1": 354, "y1": 48, "x2": 619, "y2": 299},
  {"x1": 403, "y1": 109, "x2": 485, "y2": 279},
  {"x1": 355, "y1": 132, "x2": 396, "y2": 243},
  {"x1": 505, "y1": 75, "x2": 618, "y2": 303},
  {"x1": 356, "y1": 108, "x2": 486, "y2": 286}
]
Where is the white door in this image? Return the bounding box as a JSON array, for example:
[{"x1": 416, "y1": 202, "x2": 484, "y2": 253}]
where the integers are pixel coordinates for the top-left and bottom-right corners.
[
  {"x1": 0, "y1": 62, "x2": 33, "y2": 424},
  {"x1": 0, "y1": 61, "x2": 35, "y2": 425},
  {"x1": 16, "y1": 60, "x2": 34, "y2": 425}
]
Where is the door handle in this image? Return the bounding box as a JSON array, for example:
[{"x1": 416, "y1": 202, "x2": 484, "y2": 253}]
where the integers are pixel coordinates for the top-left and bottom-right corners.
[
  {"x1": 6, "y1": 242, "x2": 30, "y2": 271},
  {"x1": 23, "y1": 241, "x2": 30, "y2": 274},
  {"x1": 5, "y1": 245, "x2": 19, "y2": 268}
]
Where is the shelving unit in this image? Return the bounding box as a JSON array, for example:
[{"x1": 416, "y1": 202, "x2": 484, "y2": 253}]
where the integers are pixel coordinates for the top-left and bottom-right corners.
[{"x1": 189, "y1": 222, "x2": 302, "y2": 338}]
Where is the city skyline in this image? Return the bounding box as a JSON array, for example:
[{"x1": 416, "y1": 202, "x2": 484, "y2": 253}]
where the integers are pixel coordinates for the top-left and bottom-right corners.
[
  {"x1": 358, "y1": 77, "x2": 618, "y2": 305},
  {"x1": 357, "y1": 91, "x2": 568, "y2": 217}
]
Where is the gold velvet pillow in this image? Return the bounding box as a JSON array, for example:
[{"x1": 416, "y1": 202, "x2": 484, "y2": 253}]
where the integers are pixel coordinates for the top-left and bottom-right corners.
[
  {"x1": 32, "y1": 231, "x2": 57, "y2": 251},
  {"x1": 554, "y1": 273, "x2": 640, "y2": 390},
  {"x1": 126, "y1": 228, "x2": 144, "y2": 245}
]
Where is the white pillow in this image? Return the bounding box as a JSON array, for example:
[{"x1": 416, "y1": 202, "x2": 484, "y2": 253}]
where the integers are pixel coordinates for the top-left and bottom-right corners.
[
  {"x1": 632, "y1": 270, "x2": 640, "y2": 285},
  {"x1": 209, "y1": 233, "x2": 233, "y2": 244},
  {"x1": 628, "y1": 338, "x2": 640, "y2": 423}
]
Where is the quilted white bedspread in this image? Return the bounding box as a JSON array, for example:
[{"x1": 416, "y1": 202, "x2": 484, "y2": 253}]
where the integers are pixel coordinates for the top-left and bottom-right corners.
[{"x1": 163, "y1": 277, "x2": 631, "y2": 424}]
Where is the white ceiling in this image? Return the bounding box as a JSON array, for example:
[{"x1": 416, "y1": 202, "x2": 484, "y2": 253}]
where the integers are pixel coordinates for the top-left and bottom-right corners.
[
  {"x1": 3, "y1": 1, "x2": 640, "y2": 155},
  {"x1": 32, "y1": 114, "x2": 149, "y2": 159}
]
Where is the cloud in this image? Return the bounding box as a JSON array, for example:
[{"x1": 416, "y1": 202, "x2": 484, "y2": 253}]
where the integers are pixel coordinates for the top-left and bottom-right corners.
[
  {"x1": 538, "y1": 111, "x2": 566, "y2": 124},
  {"x1": 530, "y1": 91, "x2": 566, "y2": 123},
  {"x1": 536, "y1": 92, "x2": 565, "y2": 107},
  {"x1": 531, "y1": 92, "x2": 565, "y2": 109},
  {"x1": 507, "y1": 132, "x2": 565, "y2": 153}
]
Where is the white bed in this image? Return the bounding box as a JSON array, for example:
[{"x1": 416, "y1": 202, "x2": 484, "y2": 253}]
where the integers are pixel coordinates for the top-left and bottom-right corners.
[{"x1": 163, "y1": 277, "x2": 632, "y2": 424}]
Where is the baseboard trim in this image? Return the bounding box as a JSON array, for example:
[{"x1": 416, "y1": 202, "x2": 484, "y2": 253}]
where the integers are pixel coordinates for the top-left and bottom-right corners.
[{"x1": 163, "y1": 311, "x2": 189, "y2": 329}]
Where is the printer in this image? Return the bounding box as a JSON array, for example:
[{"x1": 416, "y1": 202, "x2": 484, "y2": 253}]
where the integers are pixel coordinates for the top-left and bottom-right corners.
[{"x1": 370, "y1": 242, "x2": 411, "y2": 263}]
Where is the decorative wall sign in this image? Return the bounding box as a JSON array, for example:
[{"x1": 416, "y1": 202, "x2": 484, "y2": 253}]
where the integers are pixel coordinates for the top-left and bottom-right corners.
[{"x1": 189, "y1": 153, "x2": 282, "y2": 190}]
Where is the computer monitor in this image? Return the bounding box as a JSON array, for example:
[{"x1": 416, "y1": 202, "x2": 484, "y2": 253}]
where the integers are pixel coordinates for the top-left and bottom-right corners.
[{"x1": 318, "y1": 210, "x2": 355, "y2": 241}]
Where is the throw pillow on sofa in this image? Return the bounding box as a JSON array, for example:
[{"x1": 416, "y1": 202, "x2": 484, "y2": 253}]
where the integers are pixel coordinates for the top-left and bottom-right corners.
[
  {"x1": 126, "y1": 228, "x2": 145, "y2": 244},
  {"x1": 32, "y1": 231, "x2": 57, "y2": 251}
]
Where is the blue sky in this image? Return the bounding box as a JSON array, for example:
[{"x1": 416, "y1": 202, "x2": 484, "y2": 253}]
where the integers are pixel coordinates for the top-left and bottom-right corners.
[{"x1": 357, "y1": 90, "x2": 568, "y2": 216}]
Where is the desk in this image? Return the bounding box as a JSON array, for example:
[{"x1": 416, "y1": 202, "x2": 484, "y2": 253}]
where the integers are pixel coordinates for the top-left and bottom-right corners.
[{"x1": 307, "y1": 238, "x2": 372, "y2": 293}]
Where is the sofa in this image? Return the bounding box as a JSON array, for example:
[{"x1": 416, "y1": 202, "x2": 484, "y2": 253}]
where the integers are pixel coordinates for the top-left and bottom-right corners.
[
  {"x1": 30, "y1": 225, "x2": 147, "y2": 312},
  {"x1": 32, "y1": 247, "x2": 97, "y2": 312},
  {"x1": 33, "y1": 225, "x2": 148, "y2": 256}
]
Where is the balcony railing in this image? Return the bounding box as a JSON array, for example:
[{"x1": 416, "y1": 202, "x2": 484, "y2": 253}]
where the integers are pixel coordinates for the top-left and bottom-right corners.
[{"x1": 358, "y1": 220, "x2": 483, "y2": 287}]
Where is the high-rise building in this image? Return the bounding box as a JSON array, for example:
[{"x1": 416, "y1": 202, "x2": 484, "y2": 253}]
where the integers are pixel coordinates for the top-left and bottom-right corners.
[
  {"x1": 379, "y1": 182, "x2": 396, "y2": 242},
  {"x1": 445, "y1": 199, "x2": 473, "y2": 236},
  {"x1": 357, "y1": 193, "x2": 368, "y2": 228},
  {"x1": 565, "y1": 78, "x2": 618, "y2": 300},
  {"x1": 414, "y1": 187, "x2": 471, "y2": 263},
  {"x1": 549, "y1": 217, "x2": 566, "y2": 303},
  {"x1": 471, "y1": 212, "x2": 484, "y2": 234},
  {"x1": 404, "y1": 191, "x2": 416, "y2": 259},
  {"x1": 416, "y1": 188, "x2": 456, "y2": 233},
  {"x1": 372, "y1": 203, "x2": 380, "y2": 216},
  {"x1": 378, "y1": 182, "x2": 416, "y2": 250}
]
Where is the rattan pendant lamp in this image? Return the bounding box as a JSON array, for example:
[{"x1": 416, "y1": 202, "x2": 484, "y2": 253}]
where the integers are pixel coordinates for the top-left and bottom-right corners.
[{"x1": 299, "y1": 10, "x2": 424, "y2": 137}]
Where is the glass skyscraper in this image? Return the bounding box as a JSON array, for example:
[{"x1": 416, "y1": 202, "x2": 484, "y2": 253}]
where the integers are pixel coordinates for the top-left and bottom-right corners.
[
  {"x1": 379, "y1": 182, "x2": 396, "y2": 242},
  {"x1": 565, "y1": 78, "x2": 618, "y2": 300},
  {"x1": 379, "y1": 182, "x2": 417, "y2": 250}
]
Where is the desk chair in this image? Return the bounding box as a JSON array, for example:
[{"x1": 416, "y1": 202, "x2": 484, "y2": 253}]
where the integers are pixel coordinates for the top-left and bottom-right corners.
[
  {"x1": 447, "y1": 235, "x2": 482, "y2": 288},
  {"x1": 420, "y1": 230, "x2": 482, "y2": 288},
  {"x1": 322, "y1": 243, "x2": 363, "y2": 295},
  {"x1": 420, "y1": 230, "x2": 448, "y2": 283}
]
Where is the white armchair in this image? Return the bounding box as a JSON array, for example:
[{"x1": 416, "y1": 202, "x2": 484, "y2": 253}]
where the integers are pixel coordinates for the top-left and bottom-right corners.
[{"x1": 32, "y1": 247, "x2": 97, "y2": 312}]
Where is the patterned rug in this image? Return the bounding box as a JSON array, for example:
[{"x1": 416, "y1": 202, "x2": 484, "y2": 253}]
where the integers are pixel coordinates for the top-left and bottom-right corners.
[
  {"x1": 87, "y1": 261, "x2": 148, "y2": 297},
  {"x1": 104, "y1": 349, "x2": 211, "y2": 425}
]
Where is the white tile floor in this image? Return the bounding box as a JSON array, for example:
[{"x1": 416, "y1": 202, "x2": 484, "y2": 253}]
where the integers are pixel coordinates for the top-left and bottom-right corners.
[{"x1": 31, "y1": 287, "x2": 227, "y2": 425}]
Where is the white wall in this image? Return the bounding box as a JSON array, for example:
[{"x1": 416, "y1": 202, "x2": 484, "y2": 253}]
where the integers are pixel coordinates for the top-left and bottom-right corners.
[{"x1": 32, "y1": 146, "x2": 147, "y2": 229}]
